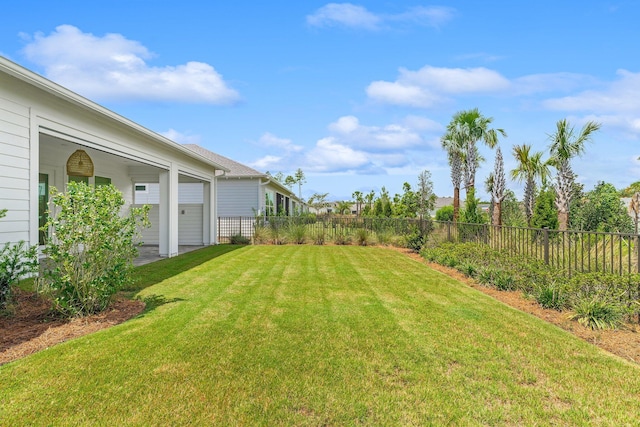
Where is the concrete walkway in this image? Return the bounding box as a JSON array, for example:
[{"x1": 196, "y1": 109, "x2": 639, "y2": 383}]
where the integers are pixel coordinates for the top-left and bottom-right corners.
[{"x1": 134, "y1": 245, "x2": 205, "y2": 266}]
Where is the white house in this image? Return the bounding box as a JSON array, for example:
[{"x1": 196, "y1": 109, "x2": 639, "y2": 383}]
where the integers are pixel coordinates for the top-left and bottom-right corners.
[{"x1": 0, "y1": 56, "x2": 229, "y2": 258}]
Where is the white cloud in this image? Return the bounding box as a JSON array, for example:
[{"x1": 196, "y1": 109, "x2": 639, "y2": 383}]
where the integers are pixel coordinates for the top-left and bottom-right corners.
[
  {"x1": 367, "y1": 66, "x2": 509, "y2": 107},
  {"x1": 258, "y1": 132, "x2": 303, "y2": 152},
  {"x1": 307, "y1": 3, "x2": 380, "y2": 30},
  {"x1": 543, "y1": 69, "x2": 640, "y2": 113},
  {"x1": 305, "y1": 137, "x2": 372, "y2": 172},
  {"x1": 247, "y1": 115, "x2": 441, "y2": 176},
  {"x1": 160, "y1": 129, "x2": 201, "y2": 145},
  {"x1": 22, "y1": 25, "x2": 240, "y2": 104},
  {"x1": 249, "y1": 155, "x2": 283, "y2": 170},
  {"x1": 307, "y1": 3, "x2": 454, "y2": 30}
]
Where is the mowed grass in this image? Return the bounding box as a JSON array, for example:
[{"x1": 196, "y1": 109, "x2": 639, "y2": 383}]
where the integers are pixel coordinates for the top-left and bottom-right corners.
[{"x1": 1, "y1": 246, "x2": 639, "y2": 425}]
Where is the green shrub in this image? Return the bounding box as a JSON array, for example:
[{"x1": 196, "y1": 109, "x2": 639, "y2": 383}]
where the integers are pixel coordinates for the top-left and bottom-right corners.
[
  {"x1": 569, "y1": 295, "x2": 627, "y2": 330},
  {"x1": 229, "y1": 234, "x2": 251, "y2": 245},
  {"x1": 332, "y1": 229, "x2": 351, "y2": 245},
  {"x1": 311, "y1": 229, "x2": 326, "y2": 245},
  {"x1": 458, "y1": 263, "x2": 477, "y2": 278},
  {"x1": 354, "y1": 228, "x2": 370, "y2": 246},
  {"x1": 534, "y1": 282, "x2": 569, "y2": 310},
  {"x1": 494, "y1": 271, "x2": 516, "y2": 291},
  {"x1": 403, "y1": 231, "x2": 425, "y2": 253},
  {"x1": 287, "y1": 224, "x2": 307, "y2": 244},
  {"x1": 435, "y1": 206, "x2": 454, "y2": 222},
  {"x1": 252, "y1": 226, "x2": 270, "y2": 244},
  {"x1": 1, "y1": 240, "x2": 38, "y2": 312},
  {"x1": 37, "y1": 182, "x2": 150, "y2": 317}
]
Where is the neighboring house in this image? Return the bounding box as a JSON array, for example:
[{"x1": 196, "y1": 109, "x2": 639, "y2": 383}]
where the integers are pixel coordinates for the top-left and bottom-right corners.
[
  {"x1": 134, "y1": 144, "x2": 304, "y2": 241},
  {"x1": 182, "y1": 144, "x2": 304, "y2": 217},
  {"x1": 0, "y1": 56, "x2": 229, "y2": 258}
]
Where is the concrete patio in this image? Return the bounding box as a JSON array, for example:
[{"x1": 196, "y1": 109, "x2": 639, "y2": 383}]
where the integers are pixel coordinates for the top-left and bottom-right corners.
[{"x1": 134, "y1": 245, "x2": 206, "y2": 266}]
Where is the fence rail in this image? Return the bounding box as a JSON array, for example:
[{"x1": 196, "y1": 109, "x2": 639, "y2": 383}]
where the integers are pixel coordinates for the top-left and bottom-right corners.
[
  {"x1": 430, "y1": 221, "x2": 640, "y2": 276},
  {"x1": 217, "y1": 216, "x2": 640, "y2": 277}
]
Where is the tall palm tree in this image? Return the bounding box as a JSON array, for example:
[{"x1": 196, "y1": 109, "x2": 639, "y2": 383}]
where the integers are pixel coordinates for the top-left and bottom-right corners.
[
  {"x1": 548, "y1": 119, "x2": 601, "y2": 231},
  {"x1": 490, "y1": 147, "x2": 506, "y2": 226},
  {"x1": 441, "y1": 130, "x2": 464, "y2": 223},
  {"x1": 447, "y1": 108, "x2": 506, "y2": 196},
  {"x1": 352, "y1": 190, "x2": 364, "y2": 216},
  {"x1": 510, "y1": 144, "x2": 550, "y2": 227}
]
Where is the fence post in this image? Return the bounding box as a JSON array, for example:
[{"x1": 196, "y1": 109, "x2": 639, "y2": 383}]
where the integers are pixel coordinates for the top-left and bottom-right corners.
[
  {"x1": 637, "y1": 235, "x2": 640, "y2": 274},
  {"x1": 543, "y1": 227, "x2": 550, "y2": 265},
  {"x1": 447, "y1": 221, "x2": 451, "y2": 242}
]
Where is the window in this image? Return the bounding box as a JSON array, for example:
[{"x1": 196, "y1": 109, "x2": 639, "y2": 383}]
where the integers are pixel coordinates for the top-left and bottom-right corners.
[
  {"x1": 135, "y1": 184, "x2": 147, "y2": 192},
  {"x1": 95, "y1": 176, "x2": 111, "y2": 187},
  {"x1": 265, "y1": 191, "x2": 275, "y2": 216}
]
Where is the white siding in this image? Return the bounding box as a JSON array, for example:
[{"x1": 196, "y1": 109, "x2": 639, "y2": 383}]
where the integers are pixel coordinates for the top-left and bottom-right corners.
[
  {"x1": 217, "y1": 178, "x2": 259, "y2": 217},
  {"x1": 0, "y1": 96, "x2": 30, "y2": 243},
  {"x1": 135, "y1": 183, "x2": 203, "y2": 204},
  {"x1": 136, "y1": 203, "x2": 203, "y2": 246}
]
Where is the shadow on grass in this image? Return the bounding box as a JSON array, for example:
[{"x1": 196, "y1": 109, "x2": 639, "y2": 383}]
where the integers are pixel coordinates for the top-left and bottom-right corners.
[
  {"x1": 135, "y1": 294, "x2": 186, "y2": 317},
  {"x1": 123, "y1": 244, "x2": 245, "y2": 294}
]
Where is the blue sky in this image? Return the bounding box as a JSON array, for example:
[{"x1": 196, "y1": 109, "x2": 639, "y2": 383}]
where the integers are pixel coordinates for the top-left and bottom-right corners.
[{"x1": 2, "y1": 1, "x2": 640, "y2": 202}]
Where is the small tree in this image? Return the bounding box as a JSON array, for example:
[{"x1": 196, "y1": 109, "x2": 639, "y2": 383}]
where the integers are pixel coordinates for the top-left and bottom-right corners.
[
  {"x1": 435, "y1": 206, "x2": 454, "y2": 222},
  {"x1": 37, "y1": 182, "x2": 150, "y2": 316},
  {"x1": 416, "y1": 170, "x2": 436, "y2": 220},
  {"x1": 531, "y1": 186, "x2": 558, "y2": 230}
]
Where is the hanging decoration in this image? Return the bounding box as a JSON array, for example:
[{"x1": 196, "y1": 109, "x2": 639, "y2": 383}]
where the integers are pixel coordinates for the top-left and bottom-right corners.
[{"x1": 66, "y1": 149, "x2": 94, "y2": 177}]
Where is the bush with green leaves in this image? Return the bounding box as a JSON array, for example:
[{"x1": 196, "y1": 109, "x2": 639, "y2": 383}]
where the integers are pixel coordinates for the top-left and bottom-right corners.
[
  {"x1": 569, "y1": 295, "x2": 628, "y2": 330},
  {"x1": 286, "y1": 224, "x2": 307, "y2": 244},
  {"x1": 229, "y1": 234, "x2": 251, "y2": 245},
  {"x1": 534, "y1": 281, "x2": 569, "y2": 310},
  {"x1": 37, "y1": 182, "x2": 149, "y2": 317},
  {"x1": 1, "y1": 240, "x2": 38, "y2": 313}
]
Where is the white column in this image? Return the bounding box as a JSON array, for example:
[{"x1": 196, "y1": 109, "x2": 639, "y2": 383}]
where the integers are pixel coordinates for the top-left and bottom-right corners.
[
  {"x1": 159, "y1": 165, "x2": 179, "y2": 257},
  {"x1": 211, "y1": 176, "x2": 218, "y2": 244},
  {"x1": 202, "y1": 181, "x2": 212, "y2": 245}
]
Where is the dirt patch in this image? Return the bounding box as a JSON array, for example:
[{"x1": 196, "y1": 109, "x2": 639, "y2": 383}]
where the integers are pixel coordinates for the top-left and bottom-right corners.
[
  {"x1": 0, "y1": 289, "x2": 144, "y2": 365},
  {"x1": 392, "y1": 247, "x2": 640, "y2": 365}
]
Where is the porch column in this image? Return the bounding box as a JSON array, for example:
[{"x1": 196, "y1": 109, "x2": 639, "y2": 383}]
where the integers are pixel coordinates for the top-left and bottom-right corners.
[
  {"x1": 159, "y1": 165, "x2": 179, "y2": 257},
  {"x1": 202, "y1": 180, "x2": 214, "y2": 245},
  {"x1": 211, "y1": 176, "x2": 218, "y2": 244}
]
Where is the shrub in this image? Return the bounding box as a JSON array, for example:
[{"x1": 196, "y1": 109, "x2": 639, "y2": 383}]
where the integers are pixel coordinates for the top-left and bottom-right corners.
[
  {"x1": 311, "y1": 229, "x2": 326, "y2": 245},
  {"x1": 0, "y1": 240, "x2": 38, "y2": 313},
  {"x1": 354, "y1": 228, "x2": 370, "y2": 246},
  {"x1": 435, "y1": 205, "x2": 454, "y2": 222},
  {"x1": 494, "y1": 271, "x2": 516, "y2": 291},
  {"x1": 534, "y1": 282, "x2": 569, "y2": 310},
  {"x1": 229, "y1": 234, "x2": 251, "y2": 245},
  {"x1": 37, "y1": 182, "x2": 149, "y2": 317},
  {"x1": 403, "y1": 231, "x2": 425, "y2": 253},
  {"x1": 252, "y1": 226, "x2": 270, "y2": 244},
  {"x1": 569, "y1": 295, "x2": 627, "y2": 330},
  {"x1": 332, "y1": 229, "x2": 352, "y2": 245},
  {"x1": 287, "y1": 224, "x2": 307, "y2": 245}
]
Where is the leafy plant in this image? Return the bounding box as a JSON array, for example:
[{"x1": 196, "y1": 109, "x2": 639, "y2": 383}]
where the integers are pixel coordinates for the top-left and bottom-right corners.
[
  {"x1": 286, "y1": 224, "x2": 307, "y2": 244},
  {"x1": 569, "y1": 295, "x2": 626, "y2": 330},
  {"x1": 229, "y1": 233, "x2": 251, "y2": 245},
  {"x1": 37, "y1": 182, "x2": 150, "y2": 317},
  {"x1": 1, "y1": 240, "x2": 38, "y2": 312},
  {"x1": 534, "y1": 282, "x2": 569, "y2": 310},
  {"x1": 332, "y1": 229, "x2": 351, "y2": 245},
  {"x1": 311, "y1": 229, "x2": 326, "y2": 245},
  {"x1": 354, "y1": 228, "x2": 370, "y2": 246},
  {"x1": 252, "y1": 225, "x2": 270, "y2": 244}
]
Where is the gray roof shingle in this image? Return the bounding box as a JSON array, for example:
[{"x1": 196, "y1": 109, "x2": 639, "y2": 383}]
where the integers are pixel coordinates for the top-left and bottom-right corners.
[{"x1": 183, "y1": 144, "x2": 266, "y2": 178}]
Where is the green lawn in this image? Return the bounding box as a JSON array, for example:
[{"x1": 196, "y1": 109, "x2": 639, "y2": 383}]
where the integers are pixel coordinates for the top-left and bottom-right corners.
[{"x1": 2, "y1": 245, "x2": 639, "y2": 425}]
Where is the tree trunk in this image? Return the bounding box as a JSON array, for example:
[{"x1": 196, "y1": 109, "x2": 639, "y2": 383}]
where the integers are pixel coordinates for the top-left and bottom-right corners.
[
  {"x1": 492, "y1": 201, "x2": 502, "y2": 227},
  {"x1": 558, "y1": 210, "x2": 569, "y2": 231},
  {"x1": 453, "y1": 187, "x2": 460, "y2": 224}
]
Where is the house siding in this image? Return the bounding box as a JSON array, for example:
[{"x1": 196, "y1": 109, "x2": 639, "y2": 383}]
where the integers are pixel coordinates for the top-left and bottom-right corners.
[
  {"x1": 0, "y1": 96, "x2": 30, "y2": 243},
  {"x1": 136, "y1": 203, "x2": 203, "y2": 245},
  {"x1": 217, "y1": 178, "x2": 259, "y2": 217}
]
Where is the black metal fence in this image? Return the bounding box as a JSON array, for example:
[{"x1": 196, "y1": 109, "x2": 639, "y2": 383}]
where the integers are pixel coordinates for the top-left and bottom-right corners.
[
  {"x1": 429, "y1": 221, "x2": 640, "y2": 276},
  {"x1": 217, "y1": 216, "x2": 640, "y2": 277},
  {"x1": 218, "y1": 216, "x2": 431, "y2": 243}
]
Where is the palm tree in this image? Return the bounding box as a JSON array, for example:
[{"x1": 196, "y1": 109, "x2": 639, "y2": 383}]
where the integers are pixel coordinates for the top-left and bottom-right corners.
[
  {"x1": 548, "y1": 119, "x2": 601, "y2": 230},
  {"x1": 446, "y1": 108, "x2": 506, "y2": 196},
  {"x1": 441, "y1": 128, "x2": 465, "y2": 223},
  {"x1": 352, "y1": 191, "x2": 364, "y2": 216},
  {"x1": 490, "y1": 147, "x2": 506, "y2": 226},
  {"x1": 510, "y1": 144, "x2": 550, "y2": 227}
]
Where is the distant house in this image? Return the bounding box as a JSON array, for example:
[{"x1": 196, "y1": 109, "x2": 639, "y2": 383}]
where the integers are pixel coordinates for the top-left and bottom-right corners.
[{"x1": 183, "y1": 144, "x2": 304, "y2": 217}]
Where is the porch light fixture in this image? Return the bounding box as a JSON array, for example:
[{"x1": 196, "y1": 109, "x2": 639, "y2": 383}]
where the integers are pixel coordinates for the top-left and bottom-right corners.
[{"x1": 66, "y1": 149, "x2": 94, "y2": 177}]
